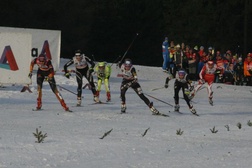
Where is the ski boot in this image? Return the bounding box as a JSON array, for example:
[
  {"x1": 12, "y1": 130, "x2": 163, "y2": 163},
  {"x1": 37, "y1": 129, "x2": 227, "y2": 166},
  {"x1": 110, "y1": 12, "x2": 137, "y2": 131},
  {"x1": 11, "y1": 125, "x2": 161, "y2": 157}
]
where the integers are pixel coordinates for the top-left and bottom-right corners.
[
  {"x1": 93, "y1": 96, "x2": 100, "y2": 103},
  {"x1": 149, "y1": 102, "x2": 160, "y2": 115},
  {"x1": 36, "y1": 98, "x2": 42, "y2": 110},
  {"x1": 121, "y1": 103, "x2": 126, "y2": 113},
  {"x1": 93, "y1": 91, "x2": 100, "y2": 103},
  {"x1": 209, "y1": 92, "x2": 213, "y2": 106},
  {"x1": 60, "y1": 99, "x2": 70, "y2": 111},
  {"x1": 77, "y1": 97, "x2": 81, "y2": 106},
  {"x1": 209, "y1": 98, "x2": 213, "y2": 106},
  {"x1": 106, "y1": 92, "x2": 111, "y2": 102},
  {"x1": 189, "y1": 105, "x2": 197, "y2": 114},
  {"x1": 174, "y1": 104, "x2": 180, "y2": 112}
]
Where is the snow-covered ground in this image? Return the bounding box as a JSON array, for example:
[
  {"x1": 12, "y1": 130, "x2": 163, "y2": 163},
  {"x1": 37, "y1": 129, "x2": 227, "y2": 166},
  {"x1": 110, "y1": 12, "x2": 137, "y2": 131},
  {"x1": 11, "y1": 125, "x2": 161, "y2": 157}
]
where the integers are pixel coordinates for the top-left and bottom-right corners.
[{"x1": 0, "y1": 58, "x2": 252, "y2": 168}]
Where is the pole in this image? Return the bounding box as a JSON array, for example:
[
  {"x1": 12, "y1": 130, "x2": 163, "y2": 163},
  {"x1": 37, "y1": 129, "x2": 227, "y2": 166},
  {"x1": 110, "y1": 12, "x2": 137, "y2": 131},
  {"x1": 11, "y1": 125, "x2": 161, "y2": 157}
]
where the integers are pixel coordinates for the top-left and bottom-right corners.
[
  {"x1": 151, "y1": 86, "x2": 165, "y2": 91},
  {"x1": 145, "y1": 93, "x2": 174, "y2": 107},
  {"x1": 110, "y1": 55, "x2": 122, "y2": 67},
  {"x1": 57, "y1": 84, "x2": 83, "y2": 98},
  {"x1": 119, "y1": 33, "x2": 139, "y2": 63},
  {"x1": 110, "y1": 33, "x2": 139, "y2": 67},
  {"x1": 110, "y1": 33, "x2": 139, "y2": 68}
]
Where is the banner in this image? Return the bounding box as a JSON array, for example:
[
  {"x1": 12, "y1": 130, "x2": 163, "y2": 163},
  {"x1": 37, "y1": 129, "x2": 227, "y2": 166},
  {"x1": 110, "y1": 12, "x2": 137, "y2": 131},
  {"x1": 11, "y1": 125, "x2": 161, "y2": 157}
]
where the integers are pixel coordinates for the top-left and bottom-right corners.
[
  {"x1": 0, "y1": 27, "x2": 61, "y2": 85},
  {"x1": 0, "y1": 26, "x2": 61, "y2": 71},
  {"x1": 0, "y1": 32, "x2": 32, "y2": 84}
]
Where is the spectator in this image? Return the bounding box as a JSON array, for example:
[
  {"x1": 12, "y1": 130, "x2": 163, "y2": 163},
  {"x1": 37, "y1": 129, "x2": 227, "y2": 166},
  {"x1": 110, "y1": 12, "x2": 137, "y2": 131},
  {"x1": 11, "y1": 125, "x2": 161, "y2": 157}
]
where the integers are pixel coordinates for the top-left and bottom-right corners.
[
  {"x1": 169, "y1": 44, "x2": 176, "y2": 76},
  {"x1": 162, "y1": 37, "x2": 170, "y2": 72},
  {"x1": 207, "y1": 46, "x2": 214, "y2": 61},
  {"x1": 223, "y1": 63, "x2": 235, "y2": 84},
  {"x1": 215, "y1": 51, "x2": 225, "y2": 83},
  {"x1": 234, "y1": 57, "x2": 244, "y2": 85},
  {"x1": 197, "y1": 46, "x2": 205, "y2": 75},
  {"x1": 243, "y1": 53, "x2": 252, "y2": 86},
  {"x1": 188, "y1": 48, "x2": 197, "y2": 80},
  {"x1": 173, "y1": 44, "x2": 184, "y2": 77}
]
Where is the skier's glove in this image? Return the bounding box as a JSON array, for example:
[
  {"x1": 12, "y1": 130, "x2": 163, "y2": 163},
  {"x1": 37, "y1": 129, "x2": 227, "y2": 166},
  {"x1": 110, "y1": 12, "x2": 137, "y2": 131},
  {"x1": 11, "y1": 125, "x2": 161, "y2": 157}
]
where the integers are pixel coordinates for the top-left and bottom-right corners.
[
  {"x1": 45, "y1": 76, "x2": 50, "y2": 81},
  {"x1": 184, "y1": 88, "x2": 190, "y2": 96},
  {"x1": 164, "y1": 77, "x2": 170, "y2": 88},
  {"x1": 28, "y1": 72, "x2": 32, "y2": 79},
  {"x1": 117, "y1": 61, "x2": 121, "y2": 66},
  {"x1": 199, "y1": 79, "x2": 205, "y2": 84},
  {"x1": 64, "y1": 73, "x2": 70, "y2": 79},
  {"x1": 189, "y1": 85, "x2": 194, "y2": 92}
]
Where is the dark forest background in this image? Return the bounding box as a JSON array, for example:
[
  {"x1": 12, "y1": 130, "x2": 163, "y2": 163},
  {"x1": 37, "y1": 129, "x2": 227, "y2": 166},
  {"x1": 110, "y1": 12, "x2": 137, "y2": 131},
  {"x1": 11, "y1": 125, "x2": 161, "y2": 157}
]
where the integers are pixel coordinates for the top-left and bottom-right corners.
[{"x1": 0, "y1": 0, "x2": 251, "y2": 66}]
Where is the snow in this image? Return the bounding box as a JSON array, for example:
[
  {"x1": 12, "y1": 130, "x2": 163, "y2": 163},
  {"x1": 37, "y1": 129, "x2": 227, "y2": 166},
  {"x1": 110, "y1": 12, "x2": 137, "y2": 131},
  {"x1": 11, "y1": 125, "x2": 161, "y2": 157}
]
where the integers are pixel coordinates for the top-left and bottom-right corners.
[{"x1": 0, "y1": 58, "x2": 252, "y2": 168}]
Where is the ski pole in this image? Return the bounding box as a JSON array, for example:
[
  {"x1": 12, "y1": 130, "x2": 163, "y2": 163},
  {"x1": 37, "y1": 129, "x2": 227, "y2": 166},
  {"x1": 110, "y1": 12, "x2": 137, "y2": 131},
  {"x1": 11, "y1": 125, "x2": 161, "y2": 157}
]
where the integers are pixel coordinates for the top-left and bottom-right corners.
[
  {"x1": 110, "y1": 55, "x2": 122, "y2": 67},
  {"x1": 145, "y1": 93, "x2": 174, "y2": 107},
  {"x1": 92, "y1": 54, "x2": 96, "y2": 62},
  {"x1": 119, "y1": 33, "x2": 139, "y2": 63},
  {"x1": 57, "y1": 84, "x2": 83, "y2": 98},
  {"x1": 151, "y1": 86, "x2": 165, "y2": 91},
  {"x1": 110, "y1": 33, "x2": 139, "y2": 67}
]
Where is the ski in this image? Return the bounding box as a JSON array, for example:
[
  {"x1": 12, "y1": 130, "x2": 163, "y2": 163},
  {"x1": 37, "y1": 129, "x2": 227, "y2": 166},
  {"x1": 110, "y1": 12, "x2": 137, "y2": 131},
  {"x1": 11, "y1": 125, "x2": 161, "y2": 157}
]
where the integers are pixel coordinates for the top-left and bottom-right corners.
[
  {"x1": 32, "y1": 108, "x2": 43, "y2": 111},
  {"x1": 32, "y1": 108, "x2": 73, "y2": 112},
  {"x1": 119, "y1": 111, "x2": 169, "y2": 117},
  {"x1": 169, "y1": 110, "x2": 183, "y2": 114},
  {"x1": 89, "y1": 101, "x2": 112, "y2": 105},
  {"x1": 72, "y1": 105, "x2": 83, "y2": 107},
  {"x1": 174, "y1": 111, "x2": 183, "y2": 114},
  {"x1": 191, "y1": 113, "x2": 199, "y2": 116},
  {"x1": 153, "y1": 112, "x2": 169, "y2": 117},
  {"x1": 169, "y1": 110, "x2": 199, "y2": 116},
  {"x1": 65, "y1": 109, "x2": 73, "y2": 112}
]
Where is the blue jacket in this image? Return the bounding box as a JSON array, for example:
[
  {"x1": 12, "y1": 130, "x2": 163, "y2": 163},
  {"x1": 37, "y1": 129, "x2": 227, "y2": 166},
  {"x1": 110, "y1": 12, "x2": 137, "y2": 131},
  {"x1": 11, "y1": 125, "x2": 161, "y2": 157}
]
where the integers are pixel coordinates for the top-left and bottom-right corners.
[{"x1": 162, "y1": 39, "x2": 169, "y2": 54}]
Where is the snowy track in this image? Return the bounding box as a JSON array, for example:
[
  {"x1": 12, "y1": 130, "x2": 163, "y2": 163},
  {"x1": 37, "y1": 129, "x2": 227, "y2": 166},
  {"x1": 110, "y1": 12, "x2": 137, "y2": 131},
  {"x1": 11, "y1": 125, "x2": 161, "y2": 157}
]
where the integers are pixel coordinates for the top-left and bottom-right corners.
[{"x1": 0, "y1": 59, "x2": 252, "y2": 168}]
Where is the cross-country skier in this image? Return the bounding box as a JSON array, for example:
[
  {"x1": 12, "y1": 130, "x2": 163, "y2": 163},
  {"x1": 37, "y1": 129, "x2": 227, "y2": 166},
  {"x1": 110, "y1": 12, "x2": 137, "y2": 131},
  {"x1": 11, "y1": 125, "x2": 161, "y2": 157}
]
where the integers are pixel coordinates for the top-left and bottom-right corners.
[
  {"x1": 28, "y1": 54, "x2": 70, "y2": 111},
  {"x1": 165, "y1": 69, "x2": 197, "y2": 114},
  {"x1": 190, "y1": 60, "x2": 217, "y2": 105},
  {"x1": 63, "y1": 49, "x2": 99, "y2": 106},
  {"x1": 118, "y1": 58, "x2": 160, "y2": 115},
  {"x1": 94, "y1": 61, "x2": 112, "y2": 102}
]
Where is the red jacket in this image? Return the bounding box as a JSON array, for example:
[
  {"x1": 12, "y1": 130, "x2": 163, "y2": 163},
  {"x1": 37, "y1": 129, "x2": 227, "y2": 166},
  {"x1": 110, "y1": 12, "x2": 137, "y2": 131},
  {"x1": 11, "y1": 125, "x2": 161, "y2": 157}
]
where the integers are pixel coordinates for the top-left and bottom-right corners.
[
  {"x1": 199, "y1": 63, "x2": 217, "y2": 85},
  {"x1": 244, "y1": 59, "x2": 252, "y2": 77}
]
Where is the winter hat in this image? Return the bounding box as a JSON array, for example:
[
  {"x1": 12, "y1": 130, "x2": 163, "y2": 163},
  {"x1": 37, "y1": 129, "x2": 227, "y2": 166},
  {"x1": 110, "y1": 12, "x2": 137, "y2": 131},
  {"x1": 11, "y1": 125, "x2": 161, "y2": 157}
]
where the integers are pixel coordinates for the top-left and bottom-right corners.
[
  {"x1": 75, "y1": 49, "x2": 82, "y2": 56},
  {"x1": 247, "y1": 53, "x2": 252, "y2": 58}
]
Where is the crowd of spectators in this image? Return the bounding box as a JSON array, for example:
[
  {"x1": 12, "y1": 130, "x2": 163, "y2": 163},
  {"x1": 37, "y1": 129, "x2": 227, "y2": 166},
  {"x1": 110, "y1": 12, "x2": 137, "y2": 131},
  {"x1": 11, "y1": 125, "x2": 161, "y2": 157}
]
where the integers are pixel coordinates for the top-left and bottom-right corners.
[{"x1": 162, "y1": 38, "x2": 252, "y2": 86}]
